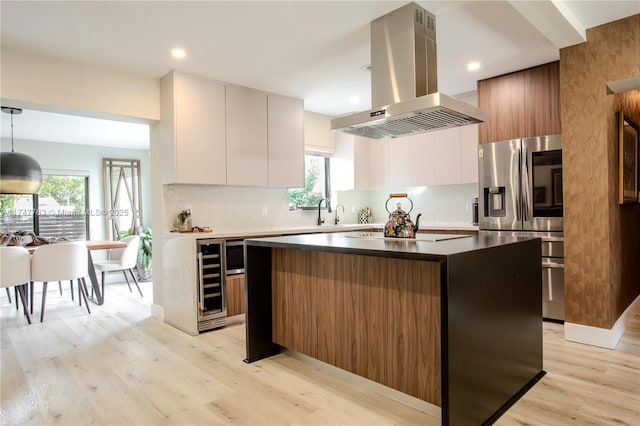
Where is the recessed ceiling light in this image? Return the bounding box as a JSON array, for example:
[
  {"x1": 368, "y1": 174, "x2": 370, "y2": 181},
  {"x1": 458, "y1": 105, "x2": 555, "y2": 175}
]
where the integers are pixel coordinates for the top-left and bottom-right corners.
[
  {"x1": 467, "y1": 62, "x2": 480, "y2": 71},
  {"x1": 171, "y1": 48, "x2": 186, "y2": 59},
  {"x1": 349, "y1": 96, "x2": 360, "y2": 105}
]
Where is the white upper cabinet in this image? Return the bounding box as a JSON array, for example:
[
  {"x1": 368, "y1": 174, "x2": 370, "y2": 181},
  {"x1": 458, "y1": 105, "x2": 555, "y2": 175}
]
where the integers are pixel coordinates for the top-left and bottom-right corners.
[
  {"x1": 434, "y1": 127, "x2": 462, "y2": 185},
  {"x1": 160, "y1": 71, "x2": 304, "y2": 188},
  {"x1": 331, "y1": 132, "x2": 356, "y2": 191},
  {"x1": 160, "y1": 71, "x2": 227, "y2": 185},
  {"x1": 353, "y1": 136, "x2": 371, "y2": 190},
  {"x1": 387, "y1": 136, "x2": 412, "y2": 188},
  {"x1": 368, "y1": 139, "x2": 389, "y2": 189},
  {"x1": 326, "y1": 120, "x2": 479, "y2": 190},
  {"x1": 410, "y1": 132, "x2": 437, "y2": 186},
  {"x1": 226, "y1": 85, "x2": 268, "y2": 186},
  {"x1": 267, "y1": 94, "x2": 304, "y2": 187},
  {"x1": 460, "y1": 124, "x2": 479, "y2": 184}
]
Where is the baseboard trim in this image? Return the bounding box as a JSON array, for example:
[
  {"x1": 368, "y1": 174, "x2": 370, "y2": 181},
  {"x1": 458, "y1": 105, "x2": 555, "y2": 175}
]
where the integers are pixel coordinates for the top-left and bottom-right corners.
[
  {"x1": 284, "y1": 349, "x2": 442, "y2": 419},
  {"x1": 564, "y1": 295, "x2": 640, "y2": 349},
  {"x1": 150, "y1": 303, "x2": 164, "y2": 321}
]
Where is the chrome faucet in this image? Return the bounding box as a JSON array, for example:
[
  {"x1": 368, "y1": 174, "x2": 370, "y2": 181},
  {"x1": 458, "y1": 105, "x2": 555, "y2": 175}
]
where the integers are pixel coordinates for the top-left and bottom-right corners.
[
  {"x1": 334, "y1": 204, "x2": 345, "y2": 225},
  {"x1": 317, "y1": 198, "x2": 331, "y2": 225}
]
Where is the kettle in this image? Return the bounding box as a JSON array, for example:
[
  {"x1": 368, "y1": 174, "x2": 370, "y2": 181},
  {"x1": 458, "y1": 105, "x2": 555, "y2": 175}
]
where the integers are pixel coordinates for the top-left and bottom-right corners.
[
  {"x1": 384, "y1": 193, "x2": 422, "y2": 238},
  {"x1": 177, "y1": 209, "x2": 192, "y2": 232}
]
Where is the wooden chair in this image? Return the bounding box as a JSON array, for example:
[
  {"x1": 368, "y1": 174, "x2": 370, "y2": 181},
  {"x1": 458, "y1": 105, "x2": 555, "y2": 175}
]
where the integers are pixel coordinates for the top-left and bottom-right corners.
[{"x1": 31, "y1": 242, "x2": 91, "y2": 322}]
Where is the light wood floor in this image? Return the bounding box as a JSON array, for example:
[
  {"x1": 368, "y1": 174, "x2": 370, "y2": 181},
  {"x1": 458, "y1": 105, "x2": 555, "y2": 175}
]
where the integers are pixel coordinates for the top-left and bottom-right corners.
[{"x1": 1, "y1": 281, "x2": 639, "y2": 425}]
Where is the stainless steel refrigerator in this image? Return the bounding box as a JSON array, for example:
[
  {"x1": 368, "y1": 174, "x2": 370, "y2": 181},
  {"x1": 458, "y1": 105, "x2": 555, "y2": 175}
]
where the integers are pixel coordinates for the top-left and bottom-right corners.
[{"x1": 478, "y1": 134, "x2": 565, "y2": 321}]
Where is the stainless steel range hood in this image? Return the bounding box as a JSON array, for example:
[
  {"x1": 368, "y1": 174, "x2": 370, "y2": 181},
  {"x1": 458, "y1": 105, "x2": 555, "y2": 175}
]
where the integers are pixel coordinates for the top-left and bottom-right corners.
[{"x1": 331, "y1": 2, "x2": 485, "y2": 140}]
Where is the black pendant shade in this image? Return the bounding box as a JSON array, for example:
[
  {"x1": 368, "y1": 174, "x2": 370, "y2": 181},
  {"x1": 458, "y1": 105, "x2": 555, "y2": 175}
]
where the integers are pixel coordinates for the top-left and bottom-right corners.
[
  {"x1": 1, "y1": 106, "x2": 43, "y2": 194},
  {"x1": 1, "y1": 151, "x2": 43, "y2": 194}
]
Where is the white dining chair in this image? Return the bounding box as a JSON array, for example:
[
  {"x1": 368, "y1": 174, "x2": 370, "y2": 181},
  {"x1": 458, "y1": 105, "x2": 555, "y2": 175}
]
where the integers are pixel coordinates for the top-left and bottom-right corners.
[
  {"x1": 93, "y1": 235, "x2": 143, "y2": 300},
  {"x1": 31, "y1": 242, "x2": 91, "y2": 322},
  {"x1": 0, "y1": 246, "x2": 32, "y2": 324}
]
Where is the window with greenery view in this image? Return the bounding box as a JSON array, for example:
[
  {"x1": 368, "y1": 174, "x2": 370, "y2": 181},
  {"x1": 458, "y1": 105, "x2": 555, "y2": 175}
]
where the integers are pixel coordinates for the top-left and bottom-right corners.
[
  {"x1": 0, "y1": 174, "x2": 89, "y2": 240},
  {"x1": 288, "y1": 155, "x2": 330, "y2": 209}
]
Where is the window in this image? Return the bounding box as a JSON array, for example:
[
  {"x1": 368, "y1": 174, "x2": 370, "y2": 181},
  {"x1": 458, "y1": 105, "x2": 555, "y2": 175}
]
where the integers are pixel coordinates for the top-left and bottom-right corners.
[
  {"x1": 103, "y1": 159, "x2": 143, "y2": 239},
  {"x1": 0, "y1": 194, "x2": 35, "y2": 234},
  {"x1": 0, "y1": 174, "x2": 89, "y2": 240},
  {"x1": 288, "y1": 154, "x2": 331, "y2": 209}
]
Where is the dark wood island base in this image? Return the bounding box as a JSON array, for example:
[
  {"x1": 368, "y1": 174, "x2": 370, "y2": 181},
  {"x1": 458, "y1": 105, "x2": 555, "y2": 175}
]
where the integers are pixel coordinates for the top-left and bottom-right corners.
[{"x1": 244, "y1": 232, "x2": 544, "y2": 426}]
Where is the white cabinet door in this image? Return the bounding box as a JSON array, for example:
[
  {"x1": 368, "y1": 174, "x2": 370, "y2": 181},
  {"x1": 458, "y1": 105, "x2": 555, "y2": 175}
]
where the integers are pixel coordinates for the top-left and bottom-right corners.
[
  {"x1": 267, "y1": 94, "x2": 304, "y2": 187},
  {"x1": 331, "y1": 132, "x2": 356, "y2": 191},
  {"x1": 460, "y1": 124, "x2": 479, "y2": 184},
  {"x1": 226, "y1": 85, "x2": 268, "y2": 186},
  {"x1": 434, "y1": 127, "x2": 461, "y2": 185},
  {"x1": 353, "y1": 136, "x2": 371, "y2": 190},
  {"x1": 368, "y1": 139, "x2": 389, "y2": 189},
  {"x1": 160, "y1": 72, "x2": 227, "y2": 185},
  {"x1": 410, "y1": 132, "x2": 437, "y2": 186},
  {"x1": 387, "y1": 136, "x2": 411, "y2": 188}
]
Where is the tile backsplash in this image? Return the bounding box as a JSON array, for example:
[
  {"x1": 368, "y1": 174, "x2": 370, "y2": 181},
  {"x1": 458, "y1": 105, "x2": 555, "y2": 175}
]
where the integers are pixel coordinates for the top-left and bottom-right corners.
[
  {"x1": 163, "y1": 183, "x2": 479, "y2": 232},
  {"x1": 163, "y1": 184, "x2": 325, "y2": 232},
  {"x1": 337, "y1": 184, "x2": 479, "y2": 225}
]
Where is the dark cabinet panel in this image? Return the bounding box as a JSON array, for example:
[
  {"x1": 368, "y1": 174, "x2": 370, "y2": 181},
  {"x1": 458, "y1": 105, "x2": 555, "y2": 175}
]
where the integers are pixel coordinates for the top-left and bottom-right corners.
[
  {"x1": 525, "y1": 62, "x2": 562, "y2": 137},
  {"x1": 478, "y1": 61, "x2": 560, "y2": 144}
]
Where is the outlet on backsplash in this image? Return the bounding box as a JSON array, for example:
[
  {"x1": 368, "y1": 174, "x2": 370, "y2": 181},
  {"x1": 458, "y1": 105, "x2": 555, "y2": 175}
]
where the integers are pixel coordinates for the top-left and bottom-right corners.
[{"x1": 262, "y1": 206, "x2": 268, "y2": 216}]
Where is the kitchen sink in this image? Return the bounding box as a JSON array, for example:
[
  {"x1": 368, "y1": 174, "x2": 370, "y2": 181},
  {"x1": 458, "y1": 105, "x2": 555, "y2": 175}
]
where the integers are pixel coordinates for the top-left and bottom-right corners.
[{"x1": 346, "y1": 233, "x2": 473, "y2": 242}]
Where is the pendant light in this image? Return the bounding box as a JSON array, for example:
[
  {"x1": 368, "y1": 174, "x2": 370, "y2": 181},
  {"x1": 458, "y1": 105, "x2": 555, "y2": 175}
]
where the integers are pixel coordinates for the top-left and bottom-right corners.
[{"x1": 1, "y1": 106, "x2": 43, "y2": 194}]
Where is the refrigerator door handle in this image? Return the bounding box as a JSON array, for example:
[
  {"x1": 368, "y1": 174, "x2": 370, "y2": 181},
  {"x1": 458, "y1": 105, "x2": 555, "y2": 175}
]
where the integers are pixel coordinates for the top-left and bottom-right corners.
[
  {"x1": 513, "y1": 143, "x2": 523, "y2": 223},
  {"x1": 520, "y1": 143, "x2": 531, "y2": 224}
]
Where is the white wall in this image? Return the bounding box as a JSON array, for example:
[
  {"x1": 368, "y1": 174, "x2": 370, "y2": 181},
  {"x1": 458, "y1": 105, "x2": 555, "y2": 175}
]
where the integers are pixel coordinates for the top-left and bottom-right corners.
[
  {"x1": 1, "y1": 47, "x2": 160, "y2": 121},
  {"x1": 1, "y1": 137, "x2": 152, "y2": 240}
]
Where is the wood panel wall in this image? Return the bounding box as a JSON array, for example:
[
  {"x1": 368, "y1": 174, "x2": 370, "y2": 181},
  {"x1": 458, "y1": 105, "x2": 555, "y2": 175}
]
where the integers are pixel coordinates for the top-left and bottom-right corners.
[
  {"x1": 477, "y1": 61, "x2": 561, "y2": 143},
  {"x1": 271, "y1": 248, "x2": 441, "y2": 406},
  {"x1": 561, "y1": 14, "x2": 640, "y2": 328}
]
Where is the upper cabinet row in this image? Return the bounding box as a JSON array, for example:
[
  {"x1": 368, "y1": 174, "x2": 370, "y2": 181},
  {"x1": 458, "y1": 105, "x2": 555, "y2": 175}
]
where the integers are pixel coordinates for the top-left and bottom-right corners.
[
  {"x1": 160, "y1": 71, "x2": 304, "y2": 187},
  {"x1": 333, "y1": 124, "x2": 479, "y2": 191}
]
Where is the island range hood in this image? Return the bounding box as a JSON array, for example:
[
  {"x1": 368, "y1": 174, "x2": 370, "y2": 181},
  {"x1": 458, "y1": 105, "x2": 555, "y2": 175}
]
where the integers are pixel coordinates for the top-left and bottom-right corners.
[{"x1": 331, "y1": 2, "x2": 485, "y2": 140}]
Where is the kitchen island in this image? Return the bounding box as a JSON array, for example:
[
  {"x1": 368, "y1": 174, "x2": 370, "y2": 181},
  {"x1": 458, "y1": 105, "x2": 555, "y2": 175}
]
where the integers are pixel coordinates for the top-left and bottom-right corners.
[{"x1": 244, "y1": 232, "x2": 544, "y2": 426}]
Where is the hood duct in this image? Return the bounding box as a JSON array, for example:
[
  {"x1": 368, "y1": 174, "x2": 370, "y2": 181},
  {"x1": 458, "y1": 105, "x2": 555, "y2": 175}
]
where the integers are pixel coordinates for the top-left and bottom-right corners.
[{"x1": 331, "y1": 2, "x2": 485, "y2": 140}]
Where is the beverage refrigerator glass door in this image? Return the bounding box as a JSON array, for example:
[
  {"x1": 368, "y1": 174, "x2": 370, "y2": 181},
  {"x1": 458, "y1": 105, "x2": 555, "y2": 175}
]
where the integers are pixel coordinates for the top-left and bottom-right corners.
[{"x1": 196, "y1": 239, "x2": 227, "y2": 331}]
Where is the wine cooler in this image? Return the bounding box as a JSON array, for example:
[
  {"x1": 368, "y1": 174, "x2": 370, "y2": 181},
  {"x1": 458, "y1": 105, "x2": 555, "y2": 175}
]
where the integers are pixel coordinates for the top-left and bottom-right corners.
[{"x1": 196, "y1": 239, "x2": 227, "y2": 331}]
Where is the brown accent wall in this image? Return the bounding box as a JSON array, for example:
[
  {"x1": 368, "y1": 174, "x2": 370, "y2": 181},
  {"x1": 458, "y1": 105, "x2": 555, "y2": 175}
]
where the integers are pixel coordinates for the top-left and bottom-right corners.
[
  {"x1": 477, "y1": 61, "x2": 561, "y2": 143},
  {"x1": 560, "y1": 14, "x2": 640, "y2": 328}
]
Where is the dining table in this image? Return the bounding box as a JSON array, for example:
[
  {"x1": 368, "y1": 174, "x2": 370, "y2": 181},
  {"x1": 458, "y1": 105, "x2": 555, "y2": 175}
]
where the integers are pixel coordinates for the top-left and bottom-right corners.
[{"x1": 26, "y1": 240, "x2": 127, "y2": 305}]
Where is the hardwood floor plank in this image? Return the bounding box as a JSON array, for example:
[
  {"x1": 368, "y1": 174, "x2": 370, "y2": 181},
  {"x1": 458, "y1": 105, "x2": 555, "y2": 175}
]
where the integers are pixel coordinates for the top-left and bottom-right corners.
[{"x1": 2, "y1": 280, "x2": 639, "y2": 425}]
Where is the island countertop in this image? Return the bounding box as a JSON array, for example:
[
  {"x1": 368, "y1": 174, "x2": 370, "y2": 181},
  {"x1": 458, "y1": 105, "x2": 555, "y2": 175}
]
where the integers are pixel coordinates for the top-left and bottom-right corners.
[{"x1": 245, "y1": 231, "x2": 537, "y2": 261}]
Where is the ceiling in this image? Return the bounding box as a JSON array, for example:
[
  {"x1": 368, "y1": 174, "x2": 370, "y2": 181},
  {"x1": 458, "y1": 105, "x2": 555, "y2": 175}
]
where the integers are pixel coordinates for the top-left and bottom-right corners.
[{"x1": 1, "y1": 1, "x2": 638, "y2": 150}]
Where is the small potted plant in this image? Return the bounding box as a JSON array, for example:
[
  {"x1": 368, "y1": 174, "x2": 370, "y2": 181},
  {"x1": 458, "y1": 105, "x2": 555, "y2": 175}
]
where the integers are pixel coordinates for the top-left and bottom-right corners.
[{"x1": 136, "y1": 225, "x2": 152, "y2": 281}]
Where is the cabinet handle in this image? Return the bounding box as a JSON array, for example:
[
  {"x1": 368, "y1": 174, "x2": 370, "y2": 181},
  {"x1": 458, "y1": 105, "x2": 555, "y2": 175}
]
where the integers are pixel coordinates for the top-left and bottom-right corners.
[{"x1": 198, "y1": 252, "x2": 205, "y2": 311}]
